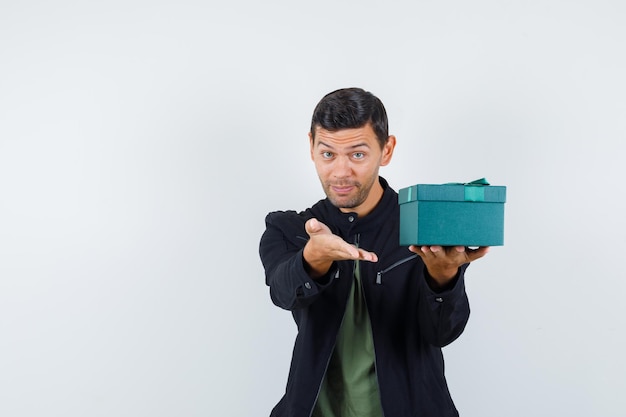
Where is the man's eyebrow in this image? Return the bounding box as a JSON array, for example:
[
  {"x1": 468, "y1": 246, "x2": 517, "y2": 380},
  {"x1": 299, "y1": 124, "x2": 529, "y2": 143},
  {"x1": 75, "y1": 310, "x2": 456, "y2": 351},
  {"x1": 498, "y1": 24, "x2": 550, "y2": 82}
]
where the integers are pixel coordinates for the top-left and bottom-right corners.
[
  {"x1": 349, "y1": 142, "x2": 371, "y2": 149},
  {"x1": 317, "y1": 141, "x2": 371, "y2": 149}
]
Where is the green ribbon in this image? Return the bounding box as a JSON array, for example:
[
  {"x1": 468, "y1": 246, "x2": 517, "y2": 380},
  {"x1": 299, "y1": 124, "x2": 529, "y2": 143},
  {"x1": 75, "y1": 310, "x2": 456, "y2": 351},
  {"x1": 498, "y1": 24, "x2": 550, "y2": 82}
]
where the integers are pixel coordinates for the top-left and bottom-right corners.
[
  {"x1": 446, "y1": 178, "x2": 490, "y2": 202},
  {"x1": 463, "y1": 178, "x2": 490, "y2": 186}
]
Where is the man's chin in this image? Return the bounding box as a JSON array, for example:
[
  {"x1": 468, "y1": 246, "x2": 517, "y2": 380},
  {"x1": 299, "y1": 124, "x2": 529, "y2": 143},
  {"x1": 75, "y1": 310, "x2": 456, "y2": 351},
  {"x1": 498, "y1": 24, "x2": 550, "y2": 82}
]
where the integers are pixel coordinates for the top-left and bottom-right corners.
[{"x1": 328, "y1": 196, "x2": 360, "y2": 210}]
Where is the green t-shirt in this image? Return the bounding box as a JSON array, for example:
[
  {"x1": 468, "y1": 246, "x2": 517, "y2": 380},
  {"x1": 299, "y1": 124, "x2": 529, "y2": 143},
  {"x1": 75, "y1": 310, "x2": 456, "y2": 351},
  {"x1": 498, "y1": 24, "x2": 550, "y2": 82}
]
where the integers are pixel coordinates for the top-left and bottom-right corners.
[{"x1": 312, "y1": 260, "x2": 384, "y2": 417}]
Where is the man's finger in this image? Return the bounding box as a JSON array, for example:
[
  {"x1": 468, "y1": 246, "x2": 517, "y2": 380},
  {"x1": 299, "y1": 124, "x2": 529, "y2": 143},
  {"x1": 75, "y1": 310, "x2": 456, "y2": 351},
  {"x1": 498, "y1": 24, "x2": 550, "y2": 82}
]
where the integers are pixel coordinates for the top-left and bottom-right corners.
[
  {"x1": 337, "y1": 244, "x2": 360, "y2": 259},
  {"x1": 306, "y1": 218, "x2": 331, "y2": 236},
  {"x1": 408, "y1": 245, "x2": 429, "y2": 258},
  {"x1": 466, "y1": 246, "x2": 490, "y2": 262},
  {"x1": 305, "y1": 218, "x2": 319, "y2": 234},
  {"x1": 337, "y1": 245, "x2": 378, "y2": 262},
  {"x1": 429, "y1": 246, "x2": 443, "y2": 254},
  {"x1": 357, "y1": 248, "x2": 378, "y2": 262}
]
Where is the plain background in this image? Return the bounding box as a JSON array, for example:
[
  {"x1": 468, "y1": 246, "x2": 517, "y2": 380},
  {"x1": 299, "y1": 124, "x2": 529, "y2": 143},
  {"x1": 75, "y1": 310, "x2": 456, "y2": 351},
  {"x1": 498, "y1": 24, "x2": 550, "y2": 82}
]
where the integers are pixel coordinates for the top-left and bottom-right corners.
[{"x1": 1, "y1": 1, "x2": 625, "y2": 416}]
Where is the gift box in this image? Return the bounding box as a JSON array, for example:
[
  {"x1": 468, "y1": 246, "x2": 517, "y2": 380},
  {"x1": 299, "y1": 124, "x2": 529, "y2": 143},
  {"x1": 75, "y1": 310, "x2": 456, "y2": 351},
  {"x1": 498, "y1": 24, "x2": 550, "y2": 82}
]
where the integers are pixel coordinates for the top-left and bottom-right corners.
[{"x1": 398, "y1": 178, "x2": 506, "y2": 246}]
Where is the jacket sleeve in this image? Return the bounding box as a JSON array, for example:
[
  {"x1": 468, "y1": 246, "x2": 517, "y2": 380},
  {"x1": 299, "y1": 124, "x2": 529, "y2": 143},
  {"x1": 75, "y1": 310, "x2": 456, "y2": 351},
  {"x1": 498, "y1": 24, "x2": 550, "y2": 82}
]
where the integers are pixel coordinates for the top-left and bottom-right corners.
[
  {"x1": 259, "y1": 212, "x2": 336, "y2": 311},
  {"x1": 417, "y1": 263, "x2": 471, "y2": 347}
]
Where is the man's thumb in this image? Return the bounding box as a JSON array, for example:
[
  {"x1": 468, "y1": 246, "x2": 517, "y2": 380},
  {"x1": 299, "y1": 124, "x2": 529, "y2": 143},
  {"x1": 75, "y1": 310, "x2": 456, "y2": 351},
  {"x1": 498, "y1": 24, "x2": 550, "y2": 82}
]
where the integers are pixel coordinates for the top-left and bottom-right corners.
[{"x1": 305, "y1": 218, "x2": 321, "y2": 235}]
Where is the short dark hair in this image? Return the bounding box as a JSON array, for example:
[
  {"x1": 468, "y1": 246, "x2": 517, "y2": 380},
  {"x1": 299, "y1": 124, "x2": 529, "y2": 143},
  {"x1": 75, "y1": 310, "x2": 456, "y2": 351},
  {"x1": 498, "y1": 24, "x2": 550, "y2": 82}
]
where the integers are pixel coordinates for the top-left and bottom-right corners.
[{"x1": 310, "y1": 87, "x2": 389, "y2": 148}]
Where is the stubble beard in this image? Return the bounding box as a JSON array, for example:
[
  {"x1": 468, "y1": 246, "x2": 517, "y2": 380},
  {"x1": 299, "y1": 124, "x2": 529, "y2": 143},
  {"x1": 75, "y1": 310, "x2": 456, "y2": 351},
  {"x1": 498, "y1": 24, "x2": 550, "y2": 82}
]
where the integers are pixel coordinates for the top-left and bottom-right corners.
[{"x1": 323, "y1": 176, "x2": 376, "y2": 210}]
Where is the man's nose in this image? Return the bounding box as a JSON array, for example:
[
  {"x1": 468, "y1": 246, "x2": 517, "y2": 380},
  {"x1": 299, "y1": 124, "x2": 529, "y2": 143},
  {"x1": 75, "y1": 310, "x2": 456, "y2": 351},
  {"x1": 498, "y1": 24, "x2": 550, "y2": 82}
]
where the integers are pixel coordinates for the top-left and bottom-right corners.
[{"x1": 333, "y1": 156, "x2": 352, "y2": 178}]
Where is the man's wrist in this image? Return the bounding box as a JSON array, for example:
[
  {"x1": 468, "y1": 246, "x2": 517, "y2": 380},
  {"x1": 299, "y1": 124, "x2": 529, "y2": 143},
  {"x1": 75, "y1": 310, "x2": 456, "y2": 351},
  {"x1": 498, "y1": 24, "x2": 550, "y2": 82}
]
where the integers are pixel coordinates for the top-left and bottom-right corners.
[
  {"x1": 425, "y1": 267, "x2": 459, "y2": 292},
  {"x1": 302, "y1": 246, "x2": 332, "y2": 279}
]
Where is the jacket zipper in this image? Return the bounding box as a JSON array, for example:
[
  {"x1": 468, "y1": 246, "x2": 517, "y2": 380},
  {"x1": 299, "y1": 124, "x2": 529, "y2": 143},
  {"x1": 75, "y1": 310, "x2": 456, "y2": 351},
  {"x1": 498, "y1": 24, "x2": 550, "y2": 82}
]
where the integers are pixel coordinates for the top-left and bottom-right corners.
[
  {"x1": 308, "y1": 340, "x2": 338, "y2": 417},
  {"x1": 355, "y1": 234, "x2": 386, "y2": 416},
  {"x1": 307, "y1": 233, "x2": 362, "y2": 417},
  {"x1": 375, "y1": 254, "x2": 418, "y2": 284},
  {"x1": 356, "y1": 233, "x2": 386, "y2": 417},
  {"x1": 307, "y1": 264, "x2": 348, "y2": 417}
]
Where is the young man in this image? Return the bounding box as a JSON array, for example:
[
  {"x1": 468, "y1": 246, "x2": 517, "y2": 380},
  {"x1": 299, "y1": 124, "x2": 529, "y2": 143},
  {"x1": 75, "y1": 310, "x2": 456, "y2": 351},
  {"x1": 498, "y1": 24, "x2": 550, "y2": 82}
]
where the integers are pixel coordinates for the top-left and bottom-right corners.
[{"x1": 259, "y1": 88, "x2": 489, "y2": 417}]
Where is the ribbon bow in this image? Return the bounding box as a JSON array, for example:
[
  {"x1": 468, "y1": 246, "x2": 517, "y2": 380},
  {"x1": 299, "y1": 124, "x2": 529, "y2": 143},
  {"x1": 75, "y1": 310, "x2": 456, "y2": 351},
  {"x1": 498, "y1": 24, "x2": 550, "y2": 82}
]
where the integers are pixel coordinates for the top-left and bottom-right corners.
[{"x1": 445, "y1": 178, "x2": 490, "y2": 201}]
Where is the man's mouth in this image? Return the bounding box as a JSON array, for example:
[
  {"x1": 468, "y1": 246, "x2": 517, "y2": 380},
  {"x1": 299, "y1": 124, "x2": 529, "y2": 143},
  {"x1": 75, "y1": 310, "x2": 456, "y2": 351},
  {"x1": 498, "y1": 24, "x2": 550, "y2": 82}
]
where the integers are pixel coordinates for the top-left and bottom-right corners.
[{"x1": 330, "y1": 184, "x2": 357, "y2": 194}]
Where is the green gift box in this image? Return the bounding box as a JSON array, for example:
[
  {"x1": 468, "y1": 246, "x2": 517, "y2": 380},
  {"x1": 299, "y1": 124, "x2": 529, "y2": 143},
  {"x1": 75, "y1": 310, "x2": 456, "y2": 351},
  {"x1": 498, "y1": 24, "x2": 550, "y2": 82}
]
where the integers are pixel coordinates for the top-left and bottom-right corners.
[{"x1": 398, "y1": 178, "x2": 506, "y2": 246}]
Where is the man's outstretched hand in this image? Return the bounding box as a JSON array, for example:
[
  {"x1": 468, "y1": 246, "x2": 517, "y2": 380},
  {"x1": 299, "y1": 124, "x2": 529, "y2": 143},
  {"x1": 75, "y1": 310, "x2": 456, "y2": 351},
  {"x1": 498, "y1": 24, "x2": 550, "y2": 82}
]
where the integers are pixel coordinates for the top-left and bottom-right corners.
[
  {"x1": 303, "y1": 218, "x2": 378, "y2": 278},
  {"x1": 409, "y1": 245, "x2": 489, "y2": 288}
]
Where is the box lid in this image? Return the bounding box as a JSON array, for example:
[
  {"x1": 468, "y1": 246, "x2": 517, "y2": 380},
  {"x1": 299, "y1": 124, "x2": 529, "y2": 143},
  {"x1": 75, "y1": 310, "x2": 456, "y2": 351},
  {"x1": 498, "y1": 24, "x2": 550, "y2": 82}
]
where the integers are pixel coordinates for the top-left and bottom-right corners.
[{"x1": 398, "y1": 178, "x2": 507, "y2": 204}]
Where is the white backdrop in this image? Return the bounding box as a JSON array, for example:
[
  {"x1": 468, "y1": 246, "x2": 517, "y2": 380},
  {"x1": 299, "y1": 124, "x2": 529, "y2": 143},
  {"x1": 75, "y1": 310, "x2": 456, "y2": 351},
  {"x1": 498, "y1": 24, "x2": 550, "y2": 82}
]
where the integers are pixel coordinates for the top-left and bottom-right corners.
[{"x1": 1, "y1": 1, "x2": 625, "y2": 416}]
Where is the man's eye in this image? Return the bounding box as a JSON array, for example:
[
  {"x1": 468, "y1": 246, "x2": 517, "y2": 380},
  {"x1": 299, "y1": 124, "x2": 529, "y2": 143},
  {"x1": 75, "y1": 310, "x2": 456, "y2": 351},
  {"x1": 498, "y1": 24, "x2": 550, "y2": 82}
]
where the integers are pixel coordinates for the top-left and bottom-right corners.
[
  {"x1": 322, "y1": 151, "x2": 333, "y2": 159},
  {"x1": 353, "y1": 152, "x2": 365, "y2": 159}
]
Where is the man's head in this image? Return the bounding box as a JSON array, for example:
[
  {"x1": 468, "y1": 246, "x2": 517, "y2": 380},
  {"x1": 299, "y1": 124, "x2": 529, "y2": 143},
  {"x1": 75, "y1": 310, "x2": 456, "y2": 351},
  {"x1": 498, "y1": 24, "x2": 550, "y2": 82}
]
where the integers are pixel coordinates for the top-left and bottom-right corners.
[
  {"x1": 308, "y1": 88, "x2": 396, "y2": 217},
  {"x1": 309, "y1": 87, "x2": 389, "y2": 149}
]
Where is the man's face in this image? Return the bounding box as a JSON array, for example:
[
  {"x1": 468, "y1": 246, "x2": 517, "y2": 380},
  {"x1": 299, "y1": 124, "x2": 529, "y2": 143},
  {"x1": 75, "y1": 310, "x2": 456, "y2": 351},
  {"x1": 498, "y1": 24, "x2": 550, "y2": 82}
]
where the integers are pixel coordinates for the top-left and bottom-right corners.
[{"x1": 309, "y1": 123, "x2": 395, "y2": 216}]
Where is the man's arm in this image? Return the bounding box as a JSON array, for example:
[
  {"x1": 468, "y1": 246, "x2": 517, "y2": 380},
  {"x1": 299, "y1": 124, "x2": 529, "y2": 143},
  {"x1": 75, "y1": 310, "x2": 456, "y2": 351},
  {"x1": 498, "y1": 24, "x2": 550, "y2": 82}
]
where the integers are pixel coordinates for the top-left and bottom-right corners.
[
  {"x1": 259, "y1": 216, "x2": 377, "y2": 310},
  {"x1": 409, "y1": 245, "x2": 489, "y2": 347},
  {"x1": 259, "y1": 214, "x2": 324, "y2": 311},
  {"x1": 410, "y1": 245, "x2": 489, "y2": 289}
]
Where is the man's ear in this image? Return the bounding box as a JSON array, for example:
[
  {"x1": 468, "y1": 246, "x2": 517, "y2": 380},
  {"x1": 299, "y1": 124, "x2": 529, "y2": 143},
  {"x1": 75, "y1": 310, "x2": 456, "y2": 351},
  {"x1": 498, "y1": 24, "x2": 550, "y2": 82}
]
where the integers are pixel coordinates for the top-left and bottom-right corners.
[
  {"x1": 308, "y1": 132, "x2": 315, "y2": 161},
  {"x1": 380, "y1": 135, "x2": 396, "y2": 166}
]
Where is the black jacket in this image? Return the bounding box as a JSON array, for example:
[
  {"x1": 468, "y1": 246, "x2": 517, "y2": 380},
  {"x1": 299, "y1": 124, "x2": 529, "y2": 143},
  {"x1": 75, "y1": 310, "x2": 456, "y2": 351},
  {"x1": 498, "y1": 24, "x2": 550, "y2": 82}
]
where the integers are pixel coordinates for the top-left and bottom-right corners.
[{"x1": 259, "y1": 178, "x2": 471, "y2": 417}]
